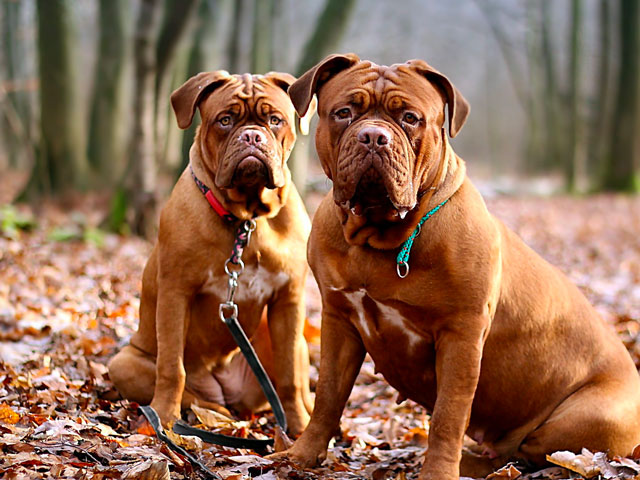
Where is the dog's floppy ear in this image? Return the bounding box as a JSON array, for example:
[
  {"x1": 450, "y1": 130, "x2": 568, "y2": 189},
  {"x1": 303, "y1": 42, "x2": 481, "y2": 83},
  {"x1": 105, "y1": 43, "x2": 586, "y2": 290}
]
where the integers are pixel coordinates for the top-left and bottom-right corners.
[
  {"x1": 263, "y1": 71, "x2": 297, "y2": 92},
  {"x1": 171, "y1": 71, "x2": 231, "y2": 129},
  {"x1": 263, "y1": 71, "x2": 313, "y2": 135},
  {"x1": 407, "y1": 60, "x2": 470, "y2": 138},
  {"x1": 288, "y1": 53, "x2": 360, "y2": 118}
]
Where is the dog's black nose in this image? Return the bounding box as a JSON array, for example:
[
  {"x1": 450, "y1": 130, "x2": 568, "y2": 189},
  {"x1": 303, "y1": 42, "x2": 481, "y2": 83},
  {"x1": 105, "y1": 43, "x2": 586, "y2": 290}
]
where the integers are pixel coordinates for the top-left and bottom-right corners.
[
  {"x1": 241, "y1": 129, "x2": 266, "y2": 146},
  {"x1": 357, "y1": 126, "x2": 391, "y2": 149}
]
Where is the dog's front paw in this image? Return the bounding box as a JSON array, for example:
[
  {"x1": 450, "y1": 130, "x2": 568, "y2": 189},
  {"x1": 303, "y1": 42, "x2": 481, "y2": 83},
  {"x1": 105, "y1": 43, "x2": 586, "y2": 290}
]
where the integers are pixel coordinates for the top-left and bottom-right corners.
[
  {"x1": 150, "y1": 399, "x2": 181, "y2": 429},
  {"x1": 266, "y1": 441, "x2": 326, "y2": 468}
]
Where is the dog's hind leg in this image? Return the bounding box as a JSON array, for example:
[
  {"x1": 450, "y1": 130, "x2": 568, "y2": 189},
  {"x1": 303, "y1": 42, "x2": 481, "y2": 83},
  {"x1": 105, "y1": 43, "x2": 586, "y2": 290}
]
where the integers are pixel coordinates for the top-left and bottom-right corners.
[
  {"x1": 518, "y1": 377, "x2": 640, "y2": 465},
  {"x1": 107, "y1": 345, "x2": 157, "y2": 405}
]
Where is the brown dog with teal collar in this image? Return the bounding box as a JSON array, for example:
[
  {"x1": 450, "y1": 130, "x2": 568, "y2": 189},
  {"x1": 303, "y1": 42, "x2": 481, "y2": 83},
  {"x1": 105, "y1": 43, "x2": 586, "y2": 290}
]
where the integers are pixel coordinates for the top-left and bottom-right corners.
[{"x1": 272, "y1": 54, "x2": 640, "y2": 479}]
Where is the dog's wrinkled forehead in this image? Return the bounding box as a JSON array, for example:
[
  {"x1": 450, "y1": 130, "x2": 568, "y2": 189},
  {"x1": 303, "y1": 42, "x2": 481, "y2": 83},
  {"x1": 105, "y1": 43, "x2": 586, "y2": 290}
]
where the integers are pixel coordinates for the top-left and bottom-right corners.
[
  {"x1": 201, "y1": 74, "x2": 295, "y2": 121},
  {"x1": 318, "y1": 61, "x2": 445, "y2": 115}
]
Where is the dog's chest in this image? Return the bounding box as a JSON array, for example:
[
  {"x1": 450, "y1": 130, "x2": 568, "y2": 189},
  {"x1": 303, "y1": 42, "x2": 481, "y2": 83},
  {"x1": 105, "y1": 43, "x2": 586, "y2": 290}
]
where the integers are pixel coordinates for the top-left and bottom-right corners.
[
  {"x1": 200, "y1": 264, "x2": 289, "y2": 304},
  {"x1": 341, "y1": 290, "x2": 437, "y2": 405}
]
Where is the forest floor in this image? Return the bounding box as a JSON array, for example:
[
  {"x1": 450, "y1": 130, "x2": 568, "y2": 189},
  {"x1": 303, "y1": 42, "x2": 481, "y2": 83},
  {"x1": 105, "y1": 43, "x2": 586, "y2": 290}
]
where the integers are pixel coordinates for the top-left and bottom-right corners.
[{"x1": 1, "y1": 193, "x2": 640, "y2": 479}]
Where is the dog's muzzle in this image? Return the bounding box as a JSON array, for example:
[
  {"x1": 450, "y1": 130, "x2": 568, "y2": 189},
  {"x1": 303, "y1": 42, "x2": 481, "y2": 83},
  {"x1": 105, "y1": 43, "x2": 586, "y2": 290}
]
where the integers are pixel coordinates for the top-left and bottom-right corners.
[
  {"x1": 215, "y1": 127, "x2": 284, "y2": 189},
  {"x1": 334, "y1": 123, "x2": 416, "y2": 218}
]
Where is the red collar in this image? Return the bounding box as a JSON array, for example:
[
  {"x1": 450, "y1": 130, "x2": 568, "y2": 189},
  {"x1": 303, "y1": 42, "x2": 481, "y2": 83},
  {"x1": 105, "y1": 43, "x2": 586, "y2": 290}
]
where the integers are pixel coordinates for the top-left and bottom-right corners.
[{"x1": 190, "y1": 165, "x2": 236, "y2": 222}]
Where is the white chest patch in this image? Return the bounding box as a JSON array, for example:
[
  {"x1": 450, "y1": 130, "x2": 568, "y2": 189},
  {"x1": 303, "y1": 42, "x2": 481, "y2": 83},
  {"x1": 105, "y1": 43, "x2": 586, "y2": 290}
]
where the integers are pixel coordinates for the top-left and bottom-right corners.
[
  {"x1": 340, "y1": 288, "x2": 424, "y2": 352},
  {"x1": 201, "y1": 265, "x2": 289, "y2": 304},
  {"x1": 342, "y1": 290, "x2": 371, "y2": 338}
]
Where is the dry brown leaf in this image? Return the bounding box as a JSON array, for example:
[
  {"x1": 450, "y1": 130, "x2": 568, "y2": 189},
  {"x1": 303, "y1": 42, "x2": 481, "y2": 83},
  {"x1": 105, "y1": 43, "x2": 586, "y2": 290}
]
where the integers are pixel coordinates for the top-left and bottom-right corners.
[
  {"x1": 122, "y1": 459, "x2": 170, "y2": 480},
  {"x1": 165, "y1": 428, "x2": 203, "y2": 451},
  {"x1": 487, "y1": 463, "x2": 521, "y2": 479},
  {"x1": 547, "y1": 450, "x2": 599, "y2": 478},
  {"x1": 191, "y1": 403, "x2": 235, "y2": 427}
]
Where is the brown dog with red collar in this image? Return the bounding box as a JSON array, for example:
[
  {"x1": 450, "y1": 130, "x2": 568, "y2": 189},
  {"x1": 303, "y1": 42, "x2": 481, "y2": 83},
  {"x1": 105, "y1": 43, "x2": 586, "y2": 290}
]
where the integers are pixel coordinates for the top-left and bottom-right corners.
[
  {"x1": 272, "y1": 54, "x2": 640, "y2": 478},
  {"x1": 108, "y1": 71, "x2": 313, "y2": 435}
]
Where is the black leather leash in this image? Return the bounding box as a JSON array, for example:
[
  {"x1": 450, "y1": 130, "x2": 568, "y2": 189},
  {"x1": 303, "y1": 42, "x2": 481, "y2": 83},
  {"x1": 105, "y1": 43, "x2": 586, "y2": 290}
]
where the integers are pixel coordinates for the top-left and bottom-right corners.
[
  {"x1": 140, "y1": 218, "x2": 288, "y2": 472},
  {"x1": 139, "y1": 404, "x2": 222, "y2": 479}
]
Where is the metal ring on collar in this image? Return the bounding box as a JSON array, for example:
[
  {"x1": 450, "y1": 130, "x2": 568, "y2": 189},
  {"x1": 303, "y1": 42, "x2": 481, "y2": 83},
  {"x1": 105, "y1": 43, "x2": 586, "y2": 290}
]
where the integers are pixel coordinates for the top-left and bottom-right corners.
[
  {"x1": 244, "y1": 219, "x2": 257, "y2": 232},
  {"x1": 397, "y1": 261, "x2": 409, "y2": 278},
  {"x1": 224, "y1": 258, "x2": 245, "y2": 275}
]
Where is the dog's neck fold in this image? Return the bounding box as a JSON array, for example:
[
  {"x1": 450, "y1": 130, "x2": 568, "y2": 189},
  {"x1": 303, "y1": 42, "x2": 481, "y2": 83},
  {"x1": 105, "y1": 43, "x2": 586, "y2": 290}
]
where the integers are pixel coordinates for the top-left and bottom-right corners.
[{"x1": 339, "y1": 135, "x2": 465, "y2": 250}]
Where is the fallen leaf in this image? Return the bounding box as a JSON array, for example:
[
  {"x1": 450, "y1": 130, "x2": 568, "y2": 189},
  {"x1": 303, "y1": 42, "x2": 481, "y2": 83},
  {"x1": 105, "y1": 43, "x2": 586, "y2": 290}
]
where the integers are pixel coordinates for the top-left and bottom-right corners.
[
  {"x1": 547, "y1": 449, "x2": 599, "y2": 478},
  {"x1": 0, "y1": 402, "x2": 20, "y2": 424},
  {"x1": 137, "y1": 418, "x2": 156, "y2": 436},
  {"x1": 191, "y1": 403, "x2": 235, "y2": 427},
  {"x1": 487, "y1": 463, "x2": 521, "y2": 479},
  {"x1": 122, "y1": 459, "x2": 170, "y2": 480}
]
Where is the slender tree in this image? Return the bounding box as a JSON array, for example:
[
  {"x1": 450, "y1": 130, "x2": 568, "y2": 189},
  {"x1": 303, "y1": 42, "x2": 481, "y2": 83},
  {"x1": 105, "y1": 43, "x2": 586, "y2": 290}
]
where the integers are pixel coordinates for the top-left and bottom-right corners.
[
  {"x1": 227, "y1": 0, "x2": 246, "y2": 74},
  {"x1": 539, "y1": 0, "x2": 563, "y2": 172},
  {"x1": 2, "y1": 0, "x2": 31, "y2": 170},
  {"x1": 586, "y1": 0, "x2": 611, "y2": 188},
  {"x1": 128, "y1": 0, "x2": 164, "y2": 236},
  {"x1": 565, "y1": 0, "x2": 582, "y2": 192},
  {"x1": 178, "y1": 0, "x2": 220, "y2": 175},
  {"x1": 295, "y1": 0, "x2": 358, "y2": 77},
  {"x1": 154, "y1": 0, "x2": 201, "y2": 171},
  {"x1": 602, "y1": 0, "x2": 640, "y2": 191},
  {"x1": 290, "y1": 0, "x2": 358, "y2": 193},
  {"x1": 87, "y1": 0, "x2": 127, "y2": 185},
  {"x1": 251, "y1": 0, "x2": 275, "y2": 73},
  {"x1": 28, "y1": 0, "x2": 86, "y2": 196}
]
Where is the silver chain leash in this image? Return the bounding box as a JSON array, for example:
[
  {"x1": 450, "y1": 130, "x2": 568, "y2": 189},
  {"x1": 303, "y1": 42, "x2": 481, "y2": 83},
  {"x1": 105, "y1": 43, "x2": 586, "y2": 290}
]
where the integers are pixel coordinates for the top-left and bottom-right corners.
[{"x1": 219, "y1": 219, "x2": 256, "y2": 323}]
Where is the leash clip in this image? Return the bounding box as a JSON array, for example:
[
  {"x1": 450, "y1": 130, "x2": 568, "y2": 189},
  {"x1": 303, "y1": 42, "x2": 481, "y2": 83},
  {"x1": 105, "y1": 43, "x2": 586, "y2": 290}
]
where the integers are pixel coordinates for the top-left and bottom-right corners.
[{"x1": 219, "y1": 302, "x2": 238, "y2": 323}]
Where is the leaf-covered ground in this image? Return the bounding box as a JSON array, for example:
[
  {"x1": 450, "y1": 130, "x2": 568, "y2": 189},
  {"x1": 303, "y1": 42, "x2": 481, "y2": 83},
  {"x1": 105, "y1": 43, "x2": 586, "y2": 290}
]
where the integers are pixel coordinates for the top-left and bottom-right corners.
[{"x1": 1, "y1": 194, "x2": 640, "y2": 479}]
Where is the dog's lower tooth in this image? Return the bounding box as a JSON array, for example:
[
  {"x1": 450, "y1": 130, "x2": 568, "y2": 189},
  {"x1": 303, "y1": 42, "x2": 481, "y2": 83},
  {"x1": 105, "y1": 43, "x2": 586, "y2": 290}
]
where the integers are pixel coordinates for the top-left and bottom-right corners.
[
  {"x1": 351, "y1": 207, "x2": 357, "y2": 215},
  {"x1": 399, "y1": 210, "x2": 408, "y2": 219}
]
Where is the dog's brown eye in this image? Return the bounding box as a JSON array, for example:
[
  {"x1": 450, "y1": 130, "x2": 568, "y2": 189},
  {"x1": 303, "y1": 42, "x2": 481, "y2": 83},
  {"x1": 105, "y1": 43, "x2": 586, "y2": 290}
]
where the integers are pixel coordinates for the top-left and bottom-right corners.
[
  {"x1": 219, "y1": 116, "x2": 232, "y2": 126},
  {"x1": 270, "y1": 115, "x2": 281, "y2": 126},
  {"x1": 403, "y1": 112, "x2": 419, "y2": 125},
  {"x1": 335, "y1": 108, "x2": 351, "y2": 120}
]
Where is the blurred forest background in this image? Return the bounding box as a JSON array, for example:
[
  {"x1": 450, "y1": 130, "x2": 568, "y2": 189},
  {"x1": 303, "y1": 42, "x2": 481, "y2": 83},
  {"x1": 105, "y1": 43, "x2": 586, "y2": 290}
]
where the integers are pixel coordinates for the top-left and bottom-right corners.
[{"x1": 0, "y1": 0, "x2": 639, "y2": 236}]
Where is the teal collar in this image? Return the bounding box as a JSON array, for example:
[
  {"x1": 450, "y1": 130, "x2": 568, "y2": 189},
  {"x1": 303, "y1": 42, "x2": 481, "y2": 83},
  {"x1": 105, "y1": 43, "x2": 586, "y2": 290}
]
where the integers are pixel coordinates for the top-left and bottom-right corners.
[{"x1": 396, "y1": 198, "x2": 449, "y2": 278}]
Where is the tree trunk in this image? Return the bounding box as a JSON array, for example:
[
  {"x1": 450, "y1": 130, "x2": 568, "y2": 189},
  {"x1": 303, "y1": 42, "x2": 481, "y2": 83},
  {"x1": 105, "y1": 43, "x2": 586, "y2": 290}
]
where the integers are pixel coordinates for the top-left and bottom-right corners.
[
  {"x1": 227, "y1": 0, "x2": 246, "y2": 73},
  {"x1": 251, "y1": 0, "x2": 275, "y2": 73},
  {"x1": 295, "y1": 0, "x2": 358, "y2": 77},
  {"x1": 2, "y1": 0, "x2": 31, "y2": 170},
  {"x1": 565, "y1": 0, "x2": 582, "y2": 192},
  {"x1": 523, "y1": 0, "x2": 544, "y2": 171},
  {"x1": 474, "y1": 0, "x2": 529, "y2": 112},
  {"x1": 87, "y1": 0, "x2": 127, "y2": 186},
  {"x1": 602, "y1": 0, "x2": 640, "y2": 191},
  {"x1": 29, "y1": 0, "x2": 86, "y2": 196},
  {"x1": 587, "y1": 0, "x2": 611, "y2": 188},
  {"x1": 154, "y1": 0, "x2": 201, "y2": 171},
  {"x1": 178, "y1": 0, "x2": 220, "y2": 177},
  {"x1": 129, "y1": 0, "x2": 163, "y2": 237},
  {"x1": 290, "y1": 0, "x2": 357, "y2": 195},
  {"x1": 540, "y1": 0, "x2": 563, "y2": 172}
]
